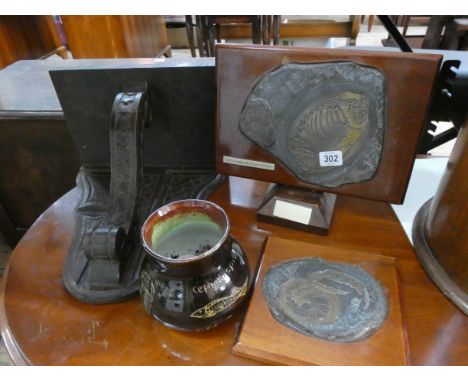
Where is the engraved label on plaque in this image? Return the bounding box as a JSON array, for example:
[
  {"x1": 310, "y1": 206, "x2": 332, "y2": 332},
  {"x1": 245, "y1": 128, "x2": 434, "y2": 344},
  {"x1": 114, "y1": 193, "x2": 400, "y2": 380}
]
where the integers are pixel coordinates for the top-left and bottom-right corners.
[
  {"x1": 262, "y1": 258, "x2": 388, "y2": 342},
  {"x1": 239, "y1": 62, "x2": 386, "y2": 187},
  {"x1": 273, "y1": 200, "x2": 312, "y2": 225},
  {"x1": 319, "y1": 151, "x2": 343, "y2": 167},
  {"x1": 223, "y1": 155, "x2": 276, "y2": 171}
]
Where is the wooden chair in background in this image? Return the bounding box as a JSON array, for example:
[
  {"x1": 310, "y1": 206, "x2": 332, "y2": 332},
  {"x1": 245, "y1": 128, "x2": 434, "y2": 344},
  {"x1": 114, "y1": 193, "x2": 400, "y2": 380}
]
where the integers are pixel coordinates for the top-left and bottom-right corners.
[
  {"x1": 164, "y1": 16, "x2": 197, "y2": 57},
  {"x1": 197, "y1": 16, "x2": 263, "y2": 57},
  {"x1": 441, "y1": 17, "x2": 468, "y2": 50},
  {"x1": 276, "y1": 16, "x2": 361, "y2": 46},
  {"x1": 195, "y1": 15, "x2": 359, "y2": 57},
  {"x1": 416, "y1": 16, "x2": 468, "y2": 50}
]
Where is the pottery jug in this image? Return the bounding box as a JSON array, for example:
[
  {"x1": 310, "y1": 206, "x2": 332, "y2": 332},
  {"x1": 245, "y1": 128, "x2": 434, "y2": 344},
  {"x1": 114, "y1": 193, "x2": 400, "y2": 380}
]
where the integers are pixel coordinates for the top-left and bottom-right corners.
[{"x1": 140, "y1": 199, "x2": 250, "y2": 330}]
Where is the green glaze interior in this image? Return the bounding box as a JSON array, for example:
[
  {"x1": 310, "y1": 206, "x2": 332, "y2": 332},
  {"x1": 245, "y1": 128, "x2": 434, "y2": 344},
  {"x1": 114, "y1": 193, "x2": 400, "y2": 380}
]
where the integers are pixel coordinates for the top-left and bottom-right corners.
[{"x1": 151, "y1": 212, "x2": 224, "y2": 260}]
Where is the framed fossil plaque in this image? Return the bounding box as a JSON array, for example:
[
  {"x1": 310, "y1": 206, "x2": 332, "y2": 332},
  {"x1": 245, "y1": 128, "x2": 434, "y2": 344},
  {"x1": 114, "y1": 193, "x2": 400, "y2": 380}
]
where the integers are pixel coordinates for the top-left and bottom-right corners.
[
  {"x1": 233, "y1": 236, "x2": 409, "y2": 365},
  {"x1": 216, "y1": 44, "x2": 442, "y2": 203}
]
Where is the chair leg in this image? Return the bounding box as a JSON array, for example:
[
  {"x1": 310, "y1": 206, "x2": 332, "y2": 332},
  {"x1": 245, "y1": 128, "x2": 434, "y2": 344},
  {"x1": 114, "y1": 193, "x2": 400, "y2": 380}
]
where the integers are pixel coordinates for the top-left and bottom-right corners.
[
  {"x1": 251, "y1": 16, "x2": 261, "y2": 44},
  {"x1": 205, "y1": 17, "x2": 216, "y2": 56},
  {"x1": 185, "y1": 15, "x2": 196, "y2": 57},
  {"x1": 215, "y1": 24, "x2": 221, "y2": 43},
  {"x1": 402, "y1": 16, "x2": 411, "y2": 36},
  {"x1": 368, "y1": 15, "x2": 375, "y2": 32},
  {"x1": 262, "y1": 15, "x2": 271, "y2": 45},
  {"x1": 272, "y1": 15, "x2": 280, "y2": 45},
  {"x1": 440, "y1": 22, "x2": 463, "y2": 50},
  {"x1": 350, "y1": 15, "x2": 360, "y2": 45},
  {"x1": 195, "y1": 15, "x2": 207, "y2": 57},
  {"x1": 422, "y1": 16, "x2": 452, "y2": 49}
]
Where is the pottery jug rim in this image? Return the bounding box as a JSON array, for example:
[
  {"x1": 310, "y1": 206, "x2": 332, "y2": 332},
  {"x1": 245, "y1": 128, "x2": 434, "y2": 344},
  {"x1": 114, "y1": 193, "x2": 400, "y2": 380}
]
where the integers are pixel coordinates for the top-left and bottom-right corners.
[{"x1": 141, "y1": 199, "x2": 231, "y2": 264}]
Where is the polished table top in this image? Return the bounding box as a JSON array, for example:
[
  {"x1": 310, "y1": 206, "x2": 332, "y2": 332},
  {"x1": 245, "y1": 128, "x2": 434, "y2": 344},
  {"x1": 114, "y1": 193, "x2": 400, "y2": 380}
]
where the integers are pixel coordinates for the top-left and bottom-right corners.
[{"x1": 1, "y1": 176, "x2": 467, "y2": 365}]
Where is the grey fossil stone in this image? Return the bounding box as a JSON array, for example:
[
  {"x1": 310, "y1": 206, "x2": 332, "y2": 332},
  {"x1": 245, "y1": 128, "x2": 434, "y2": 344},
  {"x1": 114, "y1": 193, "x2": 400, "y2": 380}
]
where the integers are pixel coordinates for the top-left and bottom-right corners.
[
  {"x1": 239, "y1": 62, "x2": 386, "y2": 188},
  {"x1": 262, "y1": 258, "x2": 388, "y2": 342}
]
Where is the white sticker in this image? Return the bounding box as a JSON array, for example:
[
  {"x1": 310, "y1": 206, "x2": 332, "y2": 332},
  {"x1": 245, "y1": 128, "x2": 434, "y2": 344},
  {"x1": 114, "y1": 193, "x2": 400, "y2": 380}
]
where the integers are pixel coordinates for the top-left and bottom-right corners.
[
  {"x1": 273, "y1": 200, "x2": 312, "y2": 225},
  {"x1": 319, "y1": 151, "x2": 343, "y2": 167},
  {"x1": 223, "y1": 156, "x2": 275, "y2": 171}
]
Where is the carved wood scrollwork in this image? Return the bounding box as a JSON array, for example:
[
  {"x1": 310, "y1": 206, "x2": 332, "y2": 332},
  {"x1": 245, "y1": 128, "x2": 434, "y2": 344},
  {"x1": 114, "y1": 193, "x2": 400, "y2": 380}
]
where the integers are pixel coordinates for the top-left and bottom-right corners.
[
  {"x1": 63, "y1": 86, "x2": 223, "y2": 304},
  {"x1": 84, "y1": 91, "x2": 146, "y2": 289},
  {"x1": 63, "y1": 88, "x2": 147, "y2": 303}
]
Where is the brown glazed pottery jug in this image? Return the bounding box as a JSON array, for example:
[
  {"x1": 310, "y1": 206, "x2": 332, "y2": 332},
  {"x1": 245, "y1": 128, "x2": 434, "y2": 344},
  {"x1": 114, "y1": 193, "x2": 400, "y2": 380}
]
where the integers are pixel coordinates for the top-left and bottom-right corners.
[{"x1": 140, "y1": 199, "x2": 250, "y2": 331}]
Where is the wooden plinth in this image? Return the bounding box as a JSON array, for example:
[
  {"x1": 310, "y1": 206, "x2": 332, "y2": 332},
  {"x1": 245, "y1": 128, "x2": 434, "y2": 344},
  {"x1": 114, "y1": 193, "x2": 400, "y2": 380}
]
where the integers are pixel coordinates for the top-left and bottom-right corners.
[
  {"x1": 233, "y1": 237, "x2": 409, "y2": 365},
  {"x1": 257, "y1": 184, "x2": 336, "y2": 235}
]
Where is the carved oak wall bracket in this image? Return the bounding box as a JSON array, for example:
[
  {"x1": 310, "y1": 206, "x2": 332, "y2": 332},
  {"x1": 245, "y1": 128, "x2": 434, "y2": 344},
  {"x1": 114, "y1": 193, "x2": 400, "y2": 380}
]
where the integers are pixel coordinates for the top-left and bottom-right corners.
[
  {"x1": 51, "y1": 60, "x2": 223, "y2": 304},
  {"x1": 63, "y1": 87, "x2": 147, "y2": 303}
]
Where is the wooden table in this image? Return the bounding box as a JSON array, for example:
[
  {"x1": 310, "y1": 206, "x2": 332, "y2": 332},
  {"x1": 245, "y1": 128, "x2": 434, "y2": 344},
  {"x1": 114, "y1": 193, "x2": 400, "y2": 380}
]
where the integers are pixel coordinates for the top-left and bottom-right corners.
[{"x1": 1, "y1": 176, "x2": 467, "y2": 365}]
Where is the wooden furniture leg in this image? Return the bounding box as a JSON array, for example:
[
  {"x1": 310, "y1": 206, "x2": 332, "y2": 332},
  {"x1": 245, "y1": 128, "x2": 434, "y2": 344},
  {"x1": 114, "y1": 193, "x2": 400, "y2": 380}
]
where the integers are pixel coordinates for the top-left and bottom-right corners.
[
  {"x1": 440, "y1": 18, "x2": 468, "y2": 50},
  {"x1": 349, "y1": 15, "x2": 360, "y2": 46},
  {"x1": 272, "y1": 15, "x2": 281, "y2": 45},
  {"x1": 251, "y1": 16, "x2": 261, "y2": 44},
  {"x1": 202, "y1": 16, "x2": 213, "y2": 57},
  {"x1": 368, "y1": 15, "x2": 375, "y2": 32},
  {"x1": 402, "y1": 16, "x2": 411, "y2": 36},
  {"x1": 195, "y1": 15, "x2": 206, "y2": 57},
  {"x1": 215, "y1": 24, "x2": 222, "y2": 43},
  {"x1": 185, "y1": 15, "x2": 196, "y2": 57},
  {"x1": 422, "y1": 16, "x2": 452, "y2": 49},
  {"x1": 262, "y1": 15, "x2": 272, "y2": 45}
]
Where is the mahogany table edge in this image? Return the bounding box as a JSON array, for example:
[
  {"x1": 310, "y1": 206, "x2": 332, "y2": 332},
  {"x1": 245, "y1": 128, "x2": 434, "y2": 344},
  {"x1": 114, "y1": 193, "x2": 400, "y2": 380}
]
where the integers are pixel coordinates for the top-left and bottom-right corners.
[{"x1": 0, "y1": 264, "x2": 31, "y2": 366}]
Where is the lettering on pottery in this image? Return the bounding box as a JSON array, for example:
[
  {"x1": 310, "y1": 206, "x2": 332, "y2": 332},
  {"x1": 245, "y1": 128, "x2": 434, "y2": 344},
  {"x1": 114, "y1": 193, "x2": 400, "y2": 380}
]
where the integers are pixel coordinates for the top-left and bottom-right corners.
[{"x1": 192, "y1": 256, "x2": 236, "y2": 294}]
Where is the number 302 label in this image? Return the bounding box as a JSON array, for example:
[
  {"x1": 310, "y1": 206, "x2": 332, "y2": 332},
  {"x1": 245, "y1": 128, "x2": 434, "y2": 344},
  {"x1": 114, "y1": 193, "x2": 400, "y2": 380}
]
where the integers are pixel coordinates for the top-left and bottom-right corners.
[{"x1": 319, "y1": 151, "x2": 343, "y2": 167}]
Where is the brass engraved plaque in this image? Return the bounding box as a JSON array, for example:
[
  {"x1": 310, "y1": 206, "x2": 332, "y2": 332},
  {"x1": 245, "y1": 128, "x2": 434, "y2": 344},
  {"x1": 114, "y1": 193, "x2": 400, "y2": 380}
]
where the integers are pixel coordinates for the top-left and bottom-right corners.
[
  {"x1": 239, "y1": 62, "x2": 386, "y2": 187},
  {"x1": 262, "y1": 258, "x2": 388, "y2": 342}
]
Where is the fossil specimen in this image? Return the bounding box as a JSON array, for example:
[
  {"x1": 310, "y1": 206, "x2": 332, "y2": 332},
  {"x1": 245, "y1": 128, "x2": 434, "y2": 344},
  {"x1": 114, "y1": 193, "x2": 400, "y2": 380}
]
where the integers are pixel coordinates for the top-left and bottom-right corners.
[
  {"x1": 263, "y1": 258, "x2": 388, "y2": 342},
  {"x1": 239, "y1": 62, "x2": 386, "y2": 187}
]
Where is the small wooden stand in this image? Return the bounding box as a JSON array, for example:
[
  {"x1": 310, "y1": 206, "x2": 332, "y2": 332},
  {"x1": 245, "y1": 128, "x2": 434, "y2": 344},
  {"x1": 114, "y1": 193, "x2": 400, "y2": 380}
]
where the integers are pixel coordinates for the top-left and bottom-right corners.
[
  {"x1": 257, "y1": 184, "x2": 337, "y2": 235},
  {"x1": 233, "y1": 237, "x2": 409, "y2": 366}
]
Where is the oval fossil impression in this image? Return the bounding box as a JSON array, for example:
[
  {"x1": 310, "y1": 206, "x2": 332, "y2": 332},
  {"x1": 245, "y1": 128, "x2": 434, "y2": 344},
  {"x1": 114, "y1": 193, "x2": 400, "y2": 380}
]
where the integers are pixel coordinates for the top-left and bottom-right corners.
[
  {"x1": 262, "y1": 258, "x2": 388, "y2": 342},
  {"x1": 239, "y1": 62, "x2": 386, "y2": 188}
]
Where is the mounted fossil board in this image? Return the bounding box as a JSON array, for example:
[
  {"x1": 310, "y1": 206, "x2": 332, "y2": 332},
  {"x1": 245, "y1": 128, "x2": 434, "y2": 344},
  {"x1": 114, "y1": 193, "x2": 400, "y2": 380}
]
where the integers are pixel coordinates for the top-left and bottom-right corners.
[{"x1": 216, "y1": 45, "x2": 442, "y2": 203}]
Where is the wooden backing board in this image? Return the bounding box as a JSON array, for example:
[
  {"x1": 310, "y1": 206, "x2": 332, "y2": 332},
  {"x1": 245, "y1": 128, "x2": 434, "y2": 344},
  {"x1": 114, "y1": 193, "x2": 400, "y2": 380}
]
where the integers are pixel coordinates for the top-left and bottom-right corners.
[
  {"x1": 233, "y1": 236, "x2": 409, "y2": 365},
  {"x1": 216, "y1": 44, "x2": 442, "y2": 204}
]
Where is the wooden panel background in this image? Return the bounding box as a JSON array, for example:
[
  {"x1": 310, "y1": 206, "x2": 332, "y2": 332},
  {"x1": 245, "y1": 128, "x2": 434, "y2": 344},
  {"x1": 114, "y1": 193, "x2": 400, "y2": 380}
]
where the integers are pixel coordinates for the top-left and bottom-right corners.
[
  {"x1": 0, "y1": 16, "x2": 64, "y2": 69},
  {"x1": 61, "y1": 16, "x2": 168, "y2": 59}
]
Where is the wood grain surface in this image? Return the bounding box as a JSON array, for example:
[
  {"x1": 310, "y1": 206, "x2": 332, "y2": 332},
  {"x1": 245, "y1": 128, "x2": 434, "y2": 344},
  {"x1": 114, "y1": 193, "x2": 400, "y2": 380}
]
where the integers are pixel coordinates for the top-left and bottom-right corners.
[
  {"x1": 0, "y1": 16, "x2": 64, "y2": 69},
  {"x1": 1, "y1": 176, "x2": 467, "y2": 365},
  {"x1": 61, "y1": 16, "x2": 168, "y2": 59}
]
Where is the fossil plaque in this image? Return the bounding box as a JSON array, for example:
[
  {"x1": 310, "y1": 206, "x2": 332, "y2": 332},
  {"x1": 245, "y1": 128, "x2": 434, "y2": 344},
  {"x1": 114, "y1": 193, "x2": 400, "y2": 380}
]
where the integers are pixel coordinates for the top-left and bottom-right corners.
[
  {"x1": 239, "y1": 62, "x2": 386, "y2": 187},
  {"x1": 262, "y1": 258, "x2": 388, "y2": 342}
]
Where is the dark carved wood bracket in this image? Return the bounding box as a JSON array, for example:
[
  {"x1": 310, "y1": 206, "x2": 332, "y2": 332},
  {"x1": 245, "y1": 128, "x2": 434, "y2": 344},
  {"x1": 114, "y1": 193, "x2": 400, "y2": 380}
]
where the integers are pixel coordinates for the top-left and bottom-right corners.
[
  {"x1": 84, "y1": 90, "x2": 147, "y2": 289},
  {"x1": 63, "y1": 87, "x2": 148, "y2": 303},
  {"x1": 63, "y1": 85, "x2": 224, "y2": 304}
]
